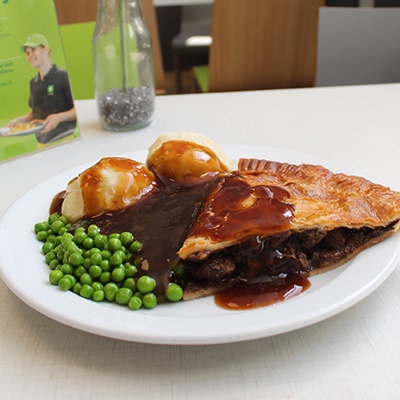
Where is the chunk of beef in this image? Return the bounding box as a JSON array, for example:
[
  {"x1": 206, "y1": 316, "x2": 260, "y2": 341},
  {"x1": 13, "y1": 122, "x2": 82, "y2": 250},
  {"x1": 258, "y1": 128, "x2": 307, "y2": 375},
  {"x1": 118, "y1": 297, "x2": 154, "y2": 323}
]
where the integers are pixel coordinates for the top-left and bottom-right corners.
[{"x1": 186, "y1": 254, "x2": 237, "y2": 282}]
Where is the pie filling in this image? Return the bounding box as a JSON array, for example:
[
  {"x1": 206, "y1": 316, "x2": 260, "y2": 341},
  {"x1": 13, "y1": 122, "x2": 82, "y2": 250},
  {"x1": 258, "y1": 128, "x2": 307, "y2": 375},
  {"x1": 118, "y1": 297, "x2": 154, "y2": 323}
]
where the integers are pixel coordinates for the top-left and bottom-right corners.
[{"x1": 182, "y1": 222, "x2": 397, "y2": 300}]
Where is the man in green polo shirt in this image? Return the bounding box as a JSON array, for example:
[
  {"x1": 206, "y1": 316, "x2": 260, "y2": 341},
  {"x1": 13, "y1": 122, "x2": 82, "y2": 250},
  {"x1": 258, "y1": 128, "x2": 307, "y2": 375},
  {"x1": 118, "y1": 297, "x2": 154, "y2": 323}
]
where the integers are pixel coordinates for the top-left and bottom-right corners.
[{"x1": 7, "y1": 33, "x2": 77, "y2": 144}]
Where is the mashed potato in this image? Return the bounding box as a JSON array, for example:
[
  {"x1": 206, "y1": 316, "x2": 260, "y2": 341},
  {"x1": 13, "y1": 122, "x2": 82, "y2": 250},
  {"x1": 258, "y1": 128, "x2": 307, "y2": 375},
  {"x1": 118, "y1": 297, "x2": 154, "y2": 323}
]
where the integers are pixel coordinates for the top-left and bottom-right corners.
[
  {"x1": 146, "y1": 132, "x2": 235, "y2": 186},
  {"x1": 62, "y1": 157, "x2": 156, "y2": 223}
]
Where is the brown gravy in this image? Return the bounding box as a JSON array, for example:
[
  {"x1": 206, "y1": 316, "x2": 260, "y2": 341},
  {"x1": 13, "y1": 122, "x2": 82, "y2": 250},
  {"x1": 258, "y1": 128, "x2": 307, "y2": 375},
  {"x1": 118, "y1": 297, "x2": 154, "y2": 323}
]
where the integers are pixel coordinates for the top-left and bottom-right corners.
[
  {"x1": 215, "y1": 274, "x2": 310, "y2": 310},
  {"x1": 73, "y1": 183, "x2": 214, "y2": 300},
  {"x1": 188, "y1": 175, "x2": 294, "y2": 242},
  {"x1": 51, "y1": 173, "x2": 306, "y2": 307}
]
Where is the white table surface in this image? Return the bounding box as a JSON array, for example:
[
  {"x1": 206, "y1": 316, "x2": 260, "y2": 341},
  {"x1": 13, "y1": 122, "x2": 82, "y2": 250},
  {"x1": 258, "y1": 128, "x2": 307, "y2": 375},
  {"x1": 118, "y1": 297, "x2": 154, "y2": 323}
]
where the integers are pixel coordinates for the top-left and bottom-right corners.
[{"x1": 1, "y1": 84, "x2": 400, "y2": 399}]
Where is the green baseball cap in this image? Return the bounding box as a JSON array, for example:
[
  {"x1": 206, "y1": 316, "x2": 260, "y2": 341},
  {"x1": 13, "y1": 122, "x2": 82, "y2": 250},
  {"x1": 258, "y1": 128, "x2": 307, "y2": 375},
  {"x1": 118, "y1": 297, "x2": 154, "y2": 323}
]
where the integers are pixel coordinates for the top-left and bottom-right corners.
[{"x1": 21, "y1": 33, "x2": 49, "y2": 52}]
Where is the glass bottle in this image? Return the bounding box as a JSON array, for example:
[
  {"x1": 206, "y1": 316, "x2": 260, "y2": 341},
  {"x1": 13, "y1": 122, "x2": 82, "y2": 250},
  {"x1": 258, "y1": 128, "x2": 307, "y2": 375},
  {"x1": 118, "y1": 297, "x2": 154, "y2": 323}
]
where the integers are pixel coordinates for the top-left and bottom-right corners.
[{"x1": 92, "y1": 0, "x2": 155, "y2": 131}]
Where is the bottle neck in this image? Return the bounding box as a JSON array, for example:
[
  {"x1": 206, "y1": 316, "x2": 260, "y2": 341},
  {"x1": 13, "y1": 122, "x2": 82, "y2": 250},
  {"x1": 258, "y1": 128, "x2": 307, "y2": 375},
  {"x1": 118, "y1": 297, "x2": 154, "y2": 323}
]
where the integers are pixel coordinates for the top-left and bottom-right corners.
[{"x1": 95, "y1": 0, "x2": 143, "y2": 33}]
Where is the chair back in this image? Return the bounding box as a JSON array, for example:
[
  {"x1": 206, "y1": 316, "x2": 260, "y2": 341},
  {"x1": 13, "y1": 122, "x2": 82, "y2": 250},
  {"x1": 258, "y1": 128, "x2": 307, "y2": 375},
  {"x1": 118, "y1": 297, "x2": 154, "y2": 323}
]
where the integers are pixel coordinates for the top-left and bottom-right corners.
[
  {"x1": 316, "y1": 7, "x2": 400, "y2": 86},
  {"x1": 140, "y1": 0, "x2": 166, "y2": 94},
  {"x1": 207, "y1": 0, "x2": 324, "y2": 92}
]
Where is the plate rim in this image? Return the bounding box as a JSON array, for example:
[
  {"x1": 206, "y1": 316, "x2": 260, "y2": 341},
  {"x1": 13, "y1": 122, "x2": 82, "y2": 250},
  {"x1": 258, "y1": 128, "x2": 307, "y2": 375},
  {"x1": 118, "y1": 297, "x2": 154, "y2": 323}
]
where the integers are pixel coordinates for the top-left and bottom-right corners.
[
  {"x1": 0, "y1": 124, "x2": 44, "y2": 137},
  {"x1": 0, "y1": 144, "x2": 399, "y2": 345}
]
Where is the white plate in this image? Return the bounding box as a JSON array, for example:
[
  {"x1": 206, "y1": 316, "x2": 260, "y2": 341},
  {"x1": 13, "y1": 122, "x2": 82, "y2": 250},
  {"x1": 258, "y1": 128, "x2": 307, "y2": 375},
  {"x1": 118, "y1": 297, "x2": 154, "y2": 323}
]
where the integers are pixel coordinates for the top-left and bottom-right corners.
[
  {"x1": 0, "y1": 145, "x2": 399, "y2": 345},
  {"x1": 0, "y1": 124, "x2": 44, "y2": 137}
]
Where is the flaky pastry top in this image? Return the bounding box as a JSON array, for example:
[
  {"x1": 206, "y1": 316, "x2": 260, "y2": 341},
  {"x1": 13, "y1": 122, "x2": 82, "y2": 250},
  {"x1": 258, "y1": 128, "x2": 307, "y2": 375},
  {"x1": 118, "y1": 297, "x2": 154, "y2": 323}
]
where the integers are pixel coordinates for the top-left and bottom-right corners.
[
  {"x1": 178, "y1": 159, "x2": 400, "y2": 260},
  {"x1": 238, "y1": 159, "x2": 400, "y2": 230}
]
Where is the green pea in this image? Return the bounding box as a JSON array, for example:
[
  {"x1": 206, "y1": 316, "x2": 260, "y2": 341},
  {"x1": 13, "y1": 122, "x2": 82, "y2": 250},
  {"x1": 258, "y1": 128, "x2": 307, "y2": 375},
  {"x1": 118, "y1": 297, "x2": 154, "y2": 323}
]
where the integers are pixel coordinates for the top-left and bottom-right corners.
[
  {"x1": 115, "y1": 288, "x2": 133, "y2": 305},
  {"x1": 73, "y1": 230, "x2": 87, "y2": 245},
  {"x1": 123, "y1": 278, "x2": 136, "y2": 292},
  {"x1": 64, "y1": 274, "x2": 77, "y2": 287},
  {"x1": 61, "y1": 232, "x2": 74, "y2": 245},
  {"x1": 92, "y1": 290, "x2": 105, "y2": 302},
  {"x1": 111, "y1": 267, "x2": 125, "y2": 283},
  {"x1": 46, "y1": 234, "x2": 57, "y2": 244},
  {"x1": 58, "y1": 277, "x2": 72, "y2": 291},
  {"x1": 54, "y1": 246, "x2": 64, "y2": 257},
  {"x1": 68, "y1": 252, "x2": 84, "y2": 267},
  {"x1": 48, "y1": 213, "x2": 60, "y2": 224},
  {"x1": 62, "y1": 251, "x2": 70, "y2": 264},
  {"x1": 58, "y1": 216, "x2": 69, "y2": 225},
  {"x1": 51, "y1": 220, "x2": 64, "y2": 234},
  {"x1": 73, "y1": 282, "x2": 82, "y2": 294},
  {"x1": 42, "y1": 242, "x2": 54, "y2": 254},
  {"x1": 120, "y1": 232, "x2": 134, "y2": 246},
  {"x1": 61, "y1": 263, "x2": 74, "y2": 275},
  {"x1": 89, "y1": 247, "x2": 101, "y2": 255},
  {"x1": 80, "y1": 273, "x2": 93, "y2": 285},
  {"x1": 166, "y1": 283, "x2": 184, "y2": 302},
  {"x1": 101, "y1": 249, "x2": 112, "y2": 260},
  {"x1": 66, "y1": 242, "x2": 81, "y2": 255},
  {"x1": 49, "y1": 259, "x2": 60, "y2": 270},
  {"x1": 58, "y1": 227, "x2": 68, "y2": 236},
  {"x1": 56, "y1": 249, "x2": 65, "y2": 262},
  {"x1": 49, "y1": 270, "x2": 63, "y2": 285},
  {"x1": 45, "y1": 251, "x2": 57, "y2": 265},
  {"x1": 109, "y1": 252, "x2": 124, "y2": 266},
  {"x1": 79, "y1": 284, "x2": 94, "y2": 299},
  {"x1": 128, "y1": 296, "x2": 142, "y2": 310},
  {"x1": 142, "y1": 293, "x2": 158, "y2": 309},
  {"x1": 82, "y1": 237, "x2": 94, "y2": 250},
  {"x1": 100, "y1": 259, "x2": 111, "y2": 272},
  {"x1": 99, "y1": 271, "x2": 111, "y2": 285},
  {"x1": 87, "y1": 225, "x2": 100, "y2": 239},
  {"x1": 92, "y1": 281, "x2": 104, "y2": 291},
  {"x1": 173, "y1": 263, "x2": 186, "y2": 278},
  {"x1": 89, "y1": 264, "x2": 102, "y2": 279},
  {"x1": 124, "y1": 263, "x2": 137, "y2": 278},
  {"x1": 130, "y1": 240, "x2": 143, "y2": 253},
  {"x1": 36, "y1": 230, "x2": 48, "y2": 242},
  {"x1": 108, "y1": 238, "x2": 122, "y2": 252},
  {"x1": 74, "y1": 265, "x2": 87, "y2": 279},
  {"x1": 90, "y1": 252, "x2": 103, "y2": 265},
  {"x1": 82, "y1": 257, "x2": 93, "y2": 269},
  {"x1": 94, "y1": 234, "x2": 108, "y2": 249},
  {"x1": 34, "y1": 222, "x2": 48, "y2": 234},
  {"x1": 104, "y1": 282, "x2": 119, "y2": 301},
  {"x1": 136, "y1": 275, "x2": 156, "y2": 294}
]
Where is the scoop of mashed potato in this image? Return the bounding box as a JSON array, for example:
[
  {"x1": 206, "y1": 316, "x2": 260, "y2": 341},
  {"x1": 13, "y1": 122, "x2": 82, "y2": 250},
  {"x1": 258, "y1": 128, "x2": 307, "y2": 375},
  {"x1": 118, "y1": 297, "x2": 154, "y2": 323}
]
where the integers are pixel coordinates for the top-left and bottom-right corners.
[
  {"x1": 146, "y1": 132, "x2": 235, "y2": 186},
  {"x1": 62, "y1": 157, "x2": 156, "y2": 223}
]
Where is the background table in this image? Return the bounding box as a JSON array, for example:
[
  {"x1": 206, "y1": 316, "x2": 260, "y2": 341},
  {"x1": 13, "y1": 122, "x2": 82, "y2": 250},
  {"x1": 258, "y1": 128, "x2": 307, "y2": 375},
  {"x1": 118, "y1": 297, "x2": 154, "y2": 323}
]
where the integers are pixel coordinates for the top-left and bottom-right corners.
[{"x1": 1, "y1": 84, "x2": 400, "y2": 399}]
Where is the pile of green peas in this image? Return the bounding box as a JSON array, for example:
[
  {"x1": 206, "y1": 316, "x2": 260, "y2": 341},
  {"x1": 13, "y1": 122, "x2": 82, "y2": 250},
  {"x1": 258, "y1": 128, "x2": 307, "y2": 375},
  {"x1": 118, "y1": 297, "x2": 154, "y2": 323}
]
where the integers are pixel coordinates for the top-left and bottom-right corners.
[{"x1": 34, "y1": 213, "x2": 184, "y2": 310}]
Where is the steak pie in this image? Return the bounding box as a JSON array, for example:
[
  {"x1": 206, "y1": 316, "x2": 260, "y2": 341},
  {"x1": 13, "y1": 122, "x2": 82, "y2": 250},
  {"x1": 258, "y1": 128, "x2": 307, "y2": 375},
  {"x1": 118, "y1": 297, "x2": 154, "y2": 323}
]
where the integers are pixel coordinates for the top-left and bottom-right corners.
[{"x1": 179, "y1": 159, "x2": 400, "y2": 300}]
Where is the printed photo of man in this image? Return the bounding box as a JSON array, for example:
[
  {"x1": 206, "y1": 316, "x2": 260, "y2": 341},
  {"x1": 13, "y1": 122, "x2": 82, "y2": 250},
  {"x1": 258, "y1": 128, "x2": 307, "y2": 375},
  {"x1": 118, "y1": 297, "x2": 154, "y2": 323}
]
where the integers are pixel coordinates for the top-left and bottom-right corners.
[{"x1": 7, "y1": 33, "x2": 77, "y2": 144}]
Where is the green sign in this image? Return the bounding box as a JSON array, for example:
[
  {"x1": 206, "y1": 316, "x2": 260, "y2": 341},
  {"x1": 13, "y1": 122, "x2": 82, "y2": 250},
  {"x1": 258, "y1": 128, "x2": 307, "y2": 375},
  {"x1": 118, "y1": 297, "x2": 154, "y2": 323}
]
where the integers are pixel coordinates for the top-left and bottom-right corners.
[{"x1": 0, "y1": 0, "x2": 80, "y2": 162}]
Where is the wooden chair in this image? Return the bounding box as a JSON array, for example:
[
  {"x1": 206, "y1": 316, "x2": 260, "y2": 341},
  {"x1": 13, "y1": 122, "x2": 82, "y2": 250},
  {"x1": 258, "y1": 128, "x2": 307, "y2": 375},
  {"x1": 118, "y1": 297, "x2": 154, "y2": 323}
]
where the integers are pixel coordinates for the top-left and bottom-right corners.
[
  {"x1": 193, "y1": 0, "x2": 324, "y2": 93},
  {"x1": 316, "y1": 7, "x2": 400, "y2": 86},
  {"x1": 140, "y1": 0, "x2": 166, "y2": 94},
  {"x1": 57, "y1": 0, "x2": 166, "y2": 98}
]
